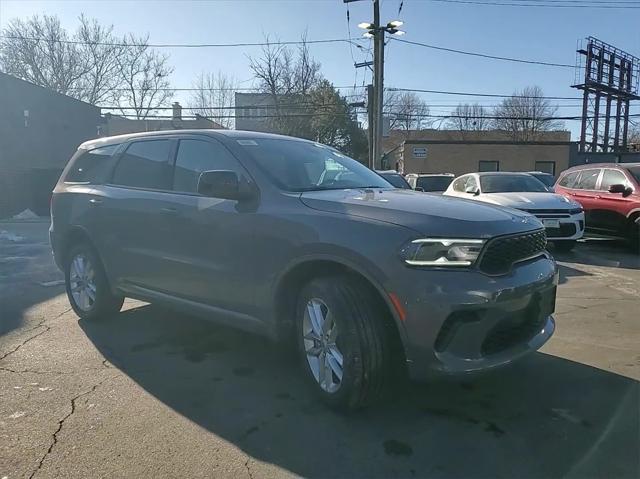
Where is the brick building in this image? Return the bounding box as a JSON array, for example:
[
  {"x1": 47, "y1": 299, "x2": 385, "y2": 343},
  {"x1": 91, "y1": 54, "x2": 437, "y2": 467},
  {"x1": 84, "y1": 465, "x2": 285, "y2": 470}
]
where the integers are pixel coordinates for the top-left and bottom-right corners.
[{"x1": 382, "y1": 129, "x2": 573, "y2": 176}]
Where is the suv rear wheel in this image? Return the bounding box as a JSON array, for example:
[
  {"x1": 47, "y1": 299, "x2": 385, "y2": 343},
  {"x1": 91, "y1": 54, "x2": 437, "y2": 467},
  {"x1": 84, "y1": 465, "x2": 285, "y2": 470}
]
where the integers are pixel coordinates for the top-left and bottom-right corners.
[
  {"x1": 295, "y1": 275, "x2": 392, "y2": 410},
  {"x1": 65, "y1": 244, "x2": 124, "y2": 321}
]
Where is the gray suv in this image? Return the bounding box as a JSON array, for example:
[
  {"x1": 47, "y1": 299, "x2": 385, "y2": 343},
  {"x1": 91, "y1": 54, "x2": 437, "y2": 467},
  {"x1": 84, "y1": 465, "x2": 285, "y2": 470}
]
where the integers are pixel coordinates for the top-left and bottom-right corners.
[{"x1": 50, "y1": 130, "x2": 557, "y2": 410}]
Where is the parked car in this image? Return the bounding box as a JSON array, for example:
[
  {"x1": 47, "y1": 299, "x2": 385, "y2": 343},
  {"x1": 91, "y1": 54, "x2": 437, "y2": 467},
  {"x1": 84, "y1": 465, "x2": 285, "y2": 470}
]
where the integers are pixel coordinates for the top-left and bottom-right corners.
[
  {"x1": 376, "y1": 170, "x2": 412, "y2": 189},
  {"x1": 444, "y1": 172, "x2": 585, "y2": 251},
  {"x1": 555, "y1": 163, "x2": 640, "y2": 247},
  {"x1": 405, "y1": 173, "x2": 455, "y2": 193},
  {"x1": 527, "y1": 171, "x2": 556, "y2": 191},
  {"x1": 51, "y1": 130, "x2": 557, "y2": 410}
]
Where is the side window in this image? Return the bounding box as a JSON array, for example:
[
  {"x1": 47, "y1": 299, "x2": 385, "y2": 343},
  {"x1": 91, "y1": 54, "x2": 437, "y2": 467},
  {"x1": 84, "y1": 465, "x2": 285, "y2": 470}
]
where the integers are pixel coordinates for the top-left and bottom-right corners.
[
  {"x1": 452, "y1": 177, "x2": 466, "y2": 192},
  {"x1": 65, "y1": 144, "x2": 120, "y2": 183},
  {"x1": 558, "y1": 171, "x2": 579, "y2": 188},
  {"x1": 466, "y1": 176, "x2": 478, "y2": 191},
  {"x1": 112, "y1": 140, "x2": 172, "y2": 190},
  {"x1": 173, "y1": 139, "x2": 242, "y2": 193},
  {"x1": 576, "y1": 169, "x2": 600, "y2": 190},
  {"x1": 600, "y1": 169, "x2": 629, "y2": 191}
]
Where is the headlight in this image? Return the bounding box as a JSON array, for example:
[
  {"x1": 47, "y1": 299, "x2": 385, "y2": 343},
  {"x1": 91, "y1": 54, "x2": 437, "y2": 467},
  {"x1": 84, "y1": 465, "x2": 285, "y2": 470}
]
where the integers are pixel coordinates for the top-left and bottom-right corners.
[{"x1": 400, "y1": 238, "x2": 486, "y2": 267}]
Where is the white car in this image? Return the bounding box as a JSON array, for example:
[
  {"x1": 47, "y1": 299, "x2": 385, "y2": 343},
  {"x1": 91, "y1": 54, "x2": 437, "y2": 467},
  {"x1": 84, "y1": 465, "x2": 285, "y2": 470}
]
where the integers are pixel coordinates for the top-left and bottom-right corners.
[{"x1": 444, "y1": 172, "x2": 585, "y2": 251}]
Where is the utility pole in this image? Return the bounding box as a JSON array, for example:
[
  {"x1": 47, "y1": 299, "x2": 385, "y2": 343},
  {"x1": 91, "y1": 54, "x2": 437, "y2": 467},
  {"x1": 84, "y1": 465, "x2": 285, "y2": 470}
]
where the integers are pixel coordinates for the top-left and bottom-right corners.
[
  {"x1": 372, "y1": 0, "x2": 383, "y2": 170},
  {"x1": 367, "y1": 84, "x2": 374, "y2": 168},
  {"x1": 355, "y1": 3, "x2": 404, "y2": 169}
]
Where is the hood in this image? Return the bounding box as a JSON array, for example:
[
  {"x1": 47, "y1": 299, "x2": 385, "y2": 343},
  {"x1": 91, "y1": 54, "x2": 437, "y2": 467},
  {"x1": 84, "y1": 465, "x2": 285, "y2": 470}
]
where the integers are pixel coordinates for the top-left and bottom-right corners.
[
  {"x1": 299, "y1": 188, "x2": 543, "y2": 238},
  {"x1": 476, "y1": 192, "x2": 582, "y2": 211}
]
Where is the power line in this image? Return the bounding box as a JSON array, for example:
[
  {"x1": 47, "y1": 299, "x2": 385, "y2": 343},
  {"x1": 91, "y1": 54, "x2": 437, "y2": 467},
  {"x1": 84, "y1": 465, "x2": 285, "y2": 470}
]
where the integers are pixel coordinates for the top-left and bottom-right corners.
[
  {"x1": 426, "y1": 0, "x2": 640, "y2": 7},
  {"x1": 390, "y1": 38, "x2": 574, "y2": 68},
  {"x1": 0, "y1": 34, "x2": 366, "y2": 49},
  {"x1": 387, "y1": 87, "x2": 581, "y2": 99},
  {"x1": 111, "y1": 111, "x2": 640, "y2": 121}
]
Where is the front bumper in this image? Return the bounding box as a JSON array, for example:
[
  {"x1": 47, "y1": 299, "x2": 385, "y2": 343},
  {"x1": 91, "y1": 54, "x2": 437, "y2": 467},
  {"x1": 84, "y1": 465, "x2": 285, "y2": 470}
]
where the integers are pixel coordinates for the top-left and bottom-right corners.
[
  {"x1": 391, "y1": 254, "x2": 558, "y2": 380},
  {"x1": 536, "y1": 212, "x2": 585, "y2": 241}
]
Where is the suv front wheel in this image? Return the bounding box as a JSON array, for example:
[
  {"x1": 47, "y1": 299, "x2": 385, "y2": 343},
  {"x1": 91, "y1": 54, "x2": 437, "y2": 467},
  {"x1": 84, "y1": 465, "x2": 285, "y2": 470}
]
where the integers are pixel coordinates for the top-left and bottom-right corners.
[
  {"x1": 295, "y1": 275, "x2": 392, "y2": 410},
  {"x1": 65, "y1": 244, "x2": 124, "y2": 321}
]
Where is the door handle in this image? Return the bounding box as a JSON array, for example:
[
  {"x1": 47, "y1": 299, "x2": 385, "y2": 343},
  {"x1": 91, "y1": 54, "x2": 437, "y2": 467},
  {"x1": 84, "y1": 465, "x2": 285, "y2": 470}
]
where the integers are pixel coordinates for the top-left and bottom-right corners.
[
  {"x1": 595, "y1": 195, "x2": 601, "y2": 199},
  {"x1": 160, "y1": 207, "x2": 179, "y2": 216},
  {"x1": 88, "y1": 198, "x2": 103, "y2": 206}
]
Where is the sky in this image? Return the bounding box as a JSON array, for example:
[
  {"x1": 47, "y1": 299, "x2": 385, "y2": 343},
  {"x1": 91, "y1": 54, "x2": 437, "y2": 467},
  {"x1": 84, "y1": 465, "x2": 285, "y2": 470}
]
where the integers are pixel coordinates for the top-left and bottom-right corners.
[{"x1": 1, "y1": 0, "x2": 639, "y2": 139}]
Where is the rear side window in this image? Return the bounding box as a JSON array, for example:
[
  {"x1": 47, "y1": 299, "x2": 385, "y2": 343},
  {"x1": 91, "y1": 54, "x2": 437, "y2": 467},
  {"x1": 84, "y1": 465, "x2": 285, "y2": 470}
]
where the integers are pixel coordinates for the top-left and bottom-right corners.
[
  {"x1": 111, "y1": 140, "x2": 172, "y2": 190},
  {"x1": 173, "y1": 139, "x2": 242, "y2": 193},
  {"x1": 600, "y1": 169, "x2": 630, "y2": 190},
  {"x1": 576, "y1": 169, "x2": 600, "y2": 190},
  {"x1": 451, "y1": 177, "x2": 467, "y2": 192},
  {"x1": 558, "y1": 171, "x2": 579, "y2": 188},
  {"x1": 65, "y1": 144, "x2": 119, "y2": 183}
]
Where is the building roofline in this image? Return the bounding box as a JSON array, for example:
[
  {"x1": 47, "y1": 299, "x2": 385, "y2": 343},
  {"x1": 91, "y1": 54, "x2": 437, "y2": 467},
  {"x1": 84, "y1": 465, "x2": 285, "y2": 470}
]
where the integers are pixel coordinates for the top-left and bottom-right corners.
[
  {"x1": 0, "y1": 72, "x2": 100, "y2": 111},
  {"x1": 403, "y1": 139, "x2": 574, "y2": 146}
]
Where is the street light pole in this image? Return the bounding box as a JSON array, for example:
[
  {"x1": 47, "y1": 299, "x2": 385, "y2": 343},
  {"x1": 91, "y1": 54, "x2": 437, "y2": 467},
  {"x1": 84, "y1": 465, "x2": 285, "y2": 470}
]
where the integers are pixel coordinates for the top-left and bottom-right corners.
[
  {"x1": 357, "y1": 7, "x2": 404, "y2": 170},
  {"x1": 372, "y1": 0, "x2": 383, "y2": 170}
]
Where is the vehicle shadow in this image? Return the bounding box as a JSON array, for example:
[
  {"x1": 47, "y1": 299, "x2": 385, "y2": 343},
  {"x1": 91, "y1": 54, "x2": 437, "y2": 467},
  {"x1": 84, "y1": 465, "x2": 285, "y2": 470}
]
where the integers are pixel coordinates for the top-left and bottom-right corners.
[
  {"x1": 556, "y1": 263, "x2": 591, "y2": 285},
  {"x1": 0, "y1": 221, "x2": 64, "y2": 336},
  {"x1": 552, "y1": 238, "x2": 639, "y2": 270},
  {"x1": 81, "y1": 305, "x2": 640, "y2": 479}
]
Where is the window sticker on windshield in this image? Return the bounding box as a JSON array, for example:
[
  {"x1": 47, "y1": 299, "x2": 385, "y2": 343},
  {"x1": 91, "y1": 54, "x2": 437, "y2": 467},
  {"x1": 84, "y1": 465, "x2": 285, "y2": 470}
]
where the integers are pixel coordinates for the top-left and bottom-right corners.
[{"x1": 237, "y1": 139, "x2": 258, "y2": 146}]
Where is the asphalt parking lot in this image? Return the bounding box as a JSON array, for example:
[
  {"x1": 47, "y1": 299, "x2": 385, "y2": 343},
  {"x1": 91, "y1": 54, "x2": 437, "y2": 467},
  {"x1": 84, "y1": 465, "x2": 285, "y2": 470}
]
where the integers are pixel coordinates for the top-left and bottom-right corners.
[{"x1": 1, "y1": 220, "x2": 639, "y2": 479}]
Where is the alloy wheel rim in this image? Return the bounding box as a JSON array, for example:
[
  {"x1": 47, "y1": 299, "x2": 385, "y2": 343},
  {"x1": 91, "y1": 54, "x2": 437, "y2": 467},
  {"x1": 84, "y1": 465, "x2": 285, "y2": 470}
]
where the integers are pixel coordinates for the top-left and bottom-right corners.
[
  {"x1": 69, "y1": 253, "x2": 97, "y2": 312},
  {"x1": 302, "y1": 298, "x2": 344, "y2": 393}
]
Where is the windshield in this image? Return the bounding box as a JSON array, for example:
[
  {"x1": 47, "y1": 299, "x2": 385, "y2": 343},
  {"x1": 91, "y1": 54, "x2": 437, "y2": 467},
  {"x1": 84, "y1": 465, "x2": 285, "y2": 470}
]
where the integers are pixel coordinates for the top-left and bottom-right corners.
[
  {"x1": 380, "y1": 173, "x2": 411, "y2": 189},
  {"x1": 416, "y1": 176, "x2": 454, "y2": 192},
  {"x1": 628, "y1": 166, "x2": 640, "y2": 185},
  {"x1": 530, "y1": 173, "x2": 556, "y2": 189},
  {"x1": 239, "y1": 139, "x2": 391, "y2": 192},
  {"x1": 480, "y1": 174, "x2": 549, "y2": 193}
]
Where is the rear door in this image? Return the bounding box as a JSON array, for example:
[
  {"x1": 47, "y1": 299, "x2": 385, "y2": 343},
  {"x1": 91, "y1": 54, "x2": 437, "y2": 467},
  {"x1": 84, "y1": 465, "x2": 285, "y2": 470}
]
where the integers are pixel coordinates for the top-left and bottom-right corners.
[
  {"x1": 572, "y1": 169, "x2": 603, "y2": 229},
  {"x1": 101, "y1": 137, "x2": 177, "y2": 290},
  {"x1": 158, "y1": 136, "x2": 257, "y2": 314},
  {"x1": 595, "y1": 168, "x2": 635, "y2": 235}
]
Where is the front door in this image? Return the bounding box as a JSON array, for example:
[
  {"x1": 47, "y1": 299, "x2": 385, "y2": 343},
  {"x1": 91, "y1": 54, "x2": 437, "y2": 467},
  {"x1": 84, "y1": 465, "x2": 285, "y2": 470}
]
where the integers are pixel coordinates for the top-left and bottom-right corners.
[
  {"x1": 595, "y1": 168, "x2": 635, "y2": 235},
  {"x1": 158, "y1": 137, "x2": 257, "y2": 315}
]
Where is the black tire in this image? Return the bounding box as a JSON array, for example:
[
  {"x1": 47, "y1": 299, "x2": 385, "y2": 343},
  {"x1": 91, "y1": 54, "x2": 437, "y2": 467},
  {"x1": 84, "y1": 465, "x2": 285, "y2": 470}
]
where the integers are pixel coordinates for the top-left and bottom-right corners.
[
  {"x1": 553, "y1": 240, "x2": 576, "y2": 252},
  {"x1": 627, "y1": 217, "x2": 640, "y2": 253},
  {"x1": 64, "y1": 243, "x2": 124, "y2": 321},
  {"x1": 295, "y1": 275, "x2": 392, "y2": 411}
]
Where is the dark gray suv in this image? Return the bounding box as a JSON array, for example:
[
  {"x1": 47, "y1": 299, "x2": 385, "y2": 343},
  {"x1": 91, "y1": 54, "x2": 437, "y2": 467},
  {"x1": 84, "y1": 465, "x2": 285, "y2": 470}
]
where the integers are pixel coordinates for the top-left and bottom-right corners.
[{"x1": 50, "y1": 130, "x2": 557, "y2": 410}]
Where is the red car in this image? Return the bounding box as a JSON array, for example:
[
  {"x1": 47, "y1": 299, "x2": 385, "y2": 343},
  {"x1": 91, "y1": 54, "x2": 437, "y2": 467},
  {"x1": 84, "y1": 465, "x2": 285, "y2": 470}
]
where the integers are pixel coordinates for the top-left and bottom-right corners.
[{"x1": 555, "y1": 163, "x2": 640, "y2": 246}]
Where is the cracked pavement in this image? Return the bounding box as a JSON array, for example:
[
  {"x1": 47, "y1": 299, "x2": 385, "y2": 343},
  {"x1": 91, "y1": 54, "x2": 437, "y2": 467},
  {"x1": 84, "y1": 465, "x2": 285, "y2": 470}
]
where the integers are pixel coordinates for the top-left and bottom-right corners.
[{"x1": 1, "y1": 221, "x2": 639, "y2": 478}]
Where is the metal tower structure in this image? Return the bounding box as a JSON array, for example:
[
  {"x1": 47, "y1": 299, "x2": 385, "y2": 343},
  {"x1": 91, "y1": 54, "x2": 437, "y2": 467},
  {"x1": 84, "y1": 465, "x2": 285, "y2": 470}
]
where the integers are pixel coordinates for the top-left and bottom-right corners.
[{"x1": 572, "y1": 37, "x2": 640, "y2": 153}]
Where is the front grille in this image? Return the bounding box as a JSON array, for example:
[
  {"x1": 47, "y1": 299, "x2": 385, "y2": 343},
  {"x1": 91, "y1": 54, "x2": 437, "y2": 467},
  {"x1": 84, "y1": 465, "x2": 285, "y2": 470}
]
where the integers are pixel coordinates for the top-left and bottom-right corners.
[
  {"x1": 545, "y1": 223, "x2": 577, "y2": 238},
  {"x1": 478, "y1": 230, "x2": 547, "y2": 275},
  {"x1": 524, "y1": 208, "x2": 582, "y2": 215}
]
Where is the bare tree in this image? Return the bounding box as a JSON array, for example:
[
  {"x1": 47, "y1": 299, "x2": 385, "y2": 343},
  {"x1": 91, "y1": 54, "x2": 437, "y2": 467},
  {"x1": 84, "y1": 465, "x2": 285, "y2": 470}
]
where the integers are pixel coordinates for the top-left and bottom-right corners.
[
  {"x1": 188, "y1": 71, "x2": 237, "y2": 129},
  {"x1": 446, "y1": 103, "x2": 490, "y2": 131},
  {"x1": 112, "y1": 34, "x2": 173, "y2": 119},
  {"x1": 628, "y1": 123, "x2": 640, "y2": 147},
  {"x1": 248, "y1": 34, "x2": 321, "y2": 134},
  {"x1": 492, "y1": 86, "x2": 564, "y2": 141},
  {"x1": 385, "y1": 91, "x2": 430, "y2": 131},
  {"x1": 74, "y1": 14, "x2": 123, "y2": 105},
  {"x1": 0, "y1": 15, "x2": 88, "y2": 95}
]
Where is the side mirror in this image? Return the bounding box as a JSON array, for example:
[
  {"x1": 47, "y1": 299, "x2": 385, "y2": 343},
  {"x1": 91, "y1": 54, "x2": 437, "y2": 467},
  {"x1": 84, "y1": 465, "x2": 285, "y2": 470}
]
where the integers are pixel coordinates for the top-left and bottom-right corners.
[
  {"x1": 465, "y1": 186, "x2": 480, "y2": 196},
  {"x1": 197, "y1": 170, "x2": 250, "y2": 200},
  {"x1": 415, "y1": 187, "x2": 425, "y2": 192},
  {"x1": 608, "y1": 184, "x2": 632, "y2": 196}
]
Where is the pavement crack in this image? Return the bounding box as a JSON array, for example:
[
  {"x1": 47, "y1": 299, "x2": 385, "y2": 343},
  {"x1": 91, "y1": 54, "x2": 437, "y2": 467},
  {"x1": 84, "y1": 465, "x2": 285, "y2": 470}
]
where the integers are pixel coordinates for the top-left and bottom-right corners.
[
  {"x1": 0, "y1": 307, "x2": 71, "y2": 362},
  {"x1": 0, "y1": 325, "x2": 50, "y2": 361},
  {"x1": 244, "y1": 457, "x2": 255, "y2": 479},
  {"x1": 28, "y1": 376, "x2": 113, "y2": 479}
]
